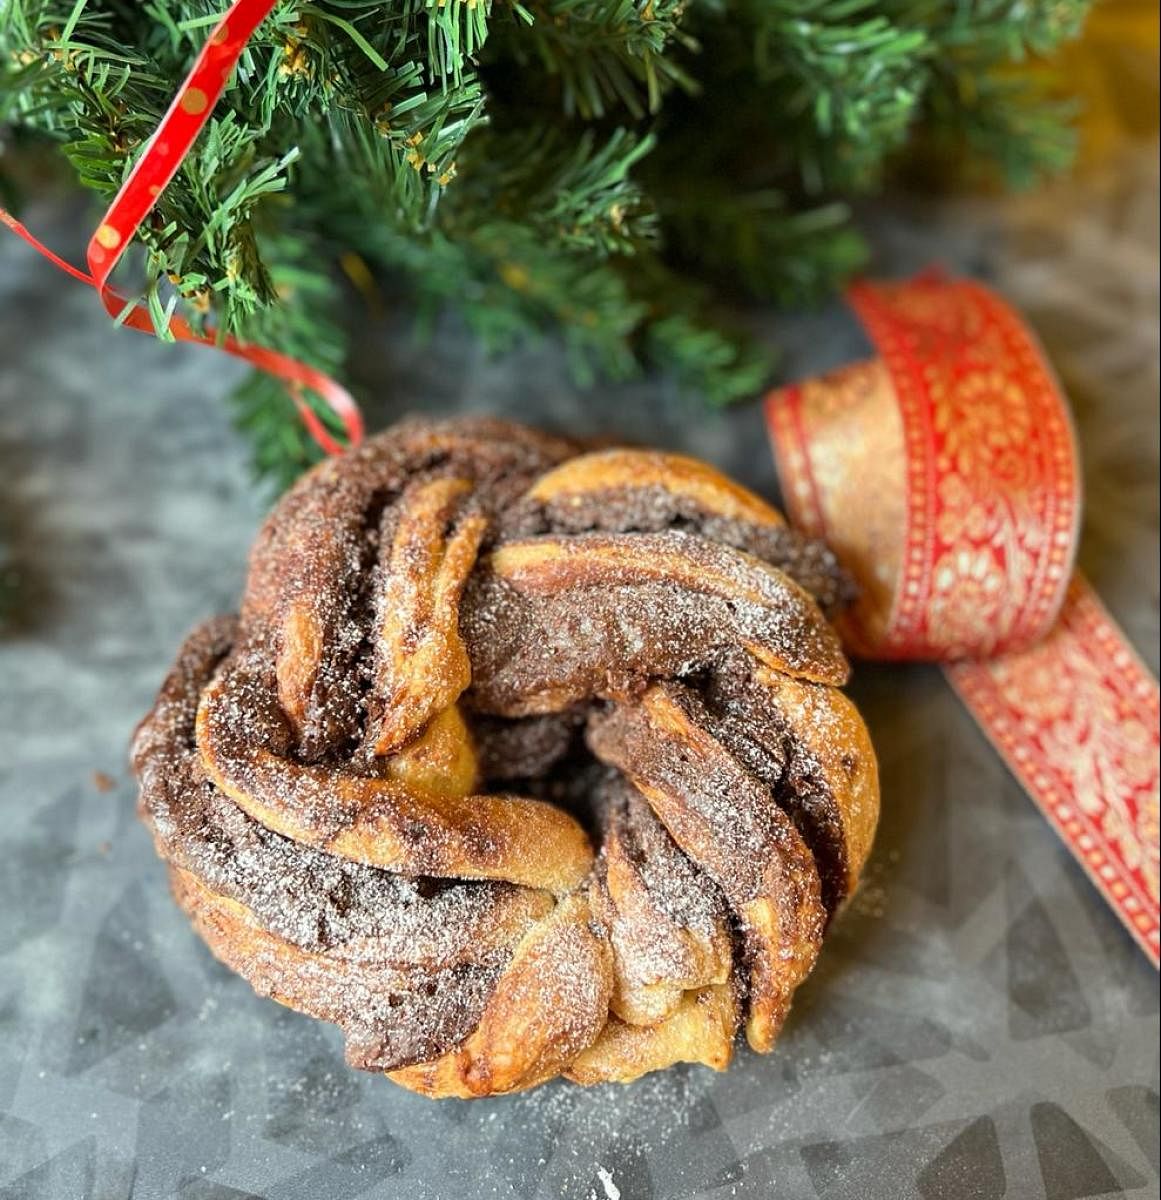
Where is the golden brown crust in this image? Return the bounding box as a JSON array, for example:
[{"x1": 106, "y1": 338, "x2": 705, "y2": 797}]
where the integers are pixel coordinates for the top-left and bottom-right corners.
[
  {"x1": 488, "y1": 533, "x2": 847, "y2": 687},
  {"x1": 566, "y1": 983, "x2": 740, "y2": 1085},
  {"x1": 170, "y1": 866, "x2": 555, "y2": 1073},
  {"x1": 196, "y1": 677, "x2": 594, "y2": 894},
  {"x1": 525, "y1": 449, "x2": 787, "y2": 529},
  {"x1": 387, "y1": 894, "x2": 613, "y2": 1097},
  {"x1": 591, "y1": 779, "x2": 732, "y2": 1027},
  {"x1": 133, "y1": 416, "x2": 879, "y2": 1097},
  {"x1": 752, "y1": 664, "x2": 880, "y2": 902},
  {"x1": 587, "y1": 686, "x2": 827, "y2": 1052},
  {"x1": 365, "y1": 477, "x2": 486, "y2": 757}
]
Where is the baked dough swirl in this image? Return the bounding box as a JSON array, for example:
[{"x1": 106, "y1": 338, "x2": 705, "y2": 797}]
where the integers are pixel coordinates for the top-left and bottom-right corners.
[{"x1": 133, "y1": 417, "x2": 878, "y2": 1097}]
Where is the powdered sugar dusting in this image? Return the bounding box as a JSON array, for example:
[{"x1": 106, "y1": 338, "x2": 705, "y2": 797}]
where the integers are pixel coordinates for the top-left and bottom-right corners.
[
  {"x1": 131, "y1": 416, "x2": 874, "y2": 1095},
  {"x1": 595, "y1": 1164, "x2": 621, "y2": 1199}
]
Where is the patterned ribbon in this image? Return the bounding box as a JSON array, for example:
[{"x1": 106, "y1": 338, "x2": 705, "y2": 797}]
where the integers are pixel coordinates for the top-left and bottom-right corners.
[
  {"x1": 0, "y1": 0, "x2": 362, "y2": 455},
  {"x1": 767, "y1": 274, "x2": 1160, "y2": 966}
]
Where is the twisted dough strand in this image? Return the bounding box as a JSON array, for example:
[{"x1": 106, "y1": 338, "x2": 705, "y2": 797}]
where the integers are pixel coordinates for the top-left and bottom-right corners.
[{"x1": 134, "y1": 417, "x2": 878, "y2": 1097}]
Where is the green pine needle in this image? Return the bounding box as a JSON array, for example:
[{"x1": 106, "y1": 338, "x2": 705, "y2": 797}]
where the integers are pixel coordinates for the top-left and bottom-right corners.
[{"x1": 0, "y1": 0, "x2": 1093, "y2": 487}]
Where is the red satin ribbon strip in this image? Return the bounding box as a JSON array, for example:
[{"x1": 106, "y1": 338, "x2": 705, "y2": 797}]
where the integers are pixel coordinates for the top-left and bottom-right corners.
[{"x1": 1, "y1": 0, "x2": 363, "y2": 455}]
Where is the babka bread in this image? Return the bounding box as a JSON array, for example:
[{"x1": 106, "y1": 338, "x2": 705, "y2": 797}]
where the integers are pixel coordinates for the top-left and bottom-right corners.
[{"x1": 132, "y1": 417, "x2": 879, "y2": 1098}]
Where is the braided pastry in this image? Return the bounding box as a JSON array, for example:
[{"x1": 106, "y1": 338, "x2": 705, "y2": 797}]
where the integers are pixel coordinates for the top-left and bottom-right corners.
[{"x1": 133, "y1": 417, "x2": 879, "y2": 1097}]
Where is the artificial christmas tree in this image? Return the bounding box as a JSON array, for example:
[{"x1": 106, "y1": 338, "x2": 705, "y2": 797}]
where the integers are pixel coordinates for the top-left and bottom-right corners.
[{"x1": 1, "y1": 0, "x2": 1090, "y2": 485}]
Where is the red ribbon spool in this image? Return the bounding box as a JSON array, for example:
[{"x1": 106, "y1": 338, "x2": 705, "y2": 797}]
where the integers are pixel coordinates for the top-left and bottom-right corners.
[{"x1": 767, "y1": 274, "x2": 1160, "y2": 966}]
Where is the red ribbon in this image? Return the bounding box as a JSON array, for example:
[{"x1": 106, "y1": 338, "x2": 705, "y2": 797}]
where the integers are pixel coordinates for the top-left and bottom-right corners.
[
  {"x1": 1, "y1": 0, "x2": 363, "y2": 456},
  {"x1": 767, "y1": 275, "x2": 1160, "y2": 966}
]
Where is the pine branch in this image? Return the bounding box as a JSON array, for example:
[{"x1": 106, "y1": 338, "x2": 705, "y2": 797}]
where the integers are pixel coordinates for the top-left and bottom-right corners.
[
  {"x1": 499, "y1": 0, "x2": 698, "y2": 118},
  {"x1": 645, "y1": 313, "x2": 773, "y2": 408},
  {"x1": 1, "y1": 0, "x2": 1094, "y2": 490}
]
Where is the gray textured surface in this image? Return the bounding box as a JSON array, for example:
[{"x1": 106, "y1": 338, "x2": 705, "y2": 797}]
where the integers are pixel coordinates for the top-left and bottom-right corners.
[{"x1": 0, "y1": 154, "x2": 1158, "y2": 1200}]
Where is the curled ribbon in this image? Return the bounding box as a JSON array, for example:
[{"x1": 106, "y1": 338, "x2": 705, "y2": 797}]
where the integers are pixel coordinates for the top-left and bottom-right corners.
[
  {"x1": 767, "y1": 274, "x2": 1160, "y2": 967},
  {"x1": 1, "y1": 0, "x2": 363, "y2": 455}
]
